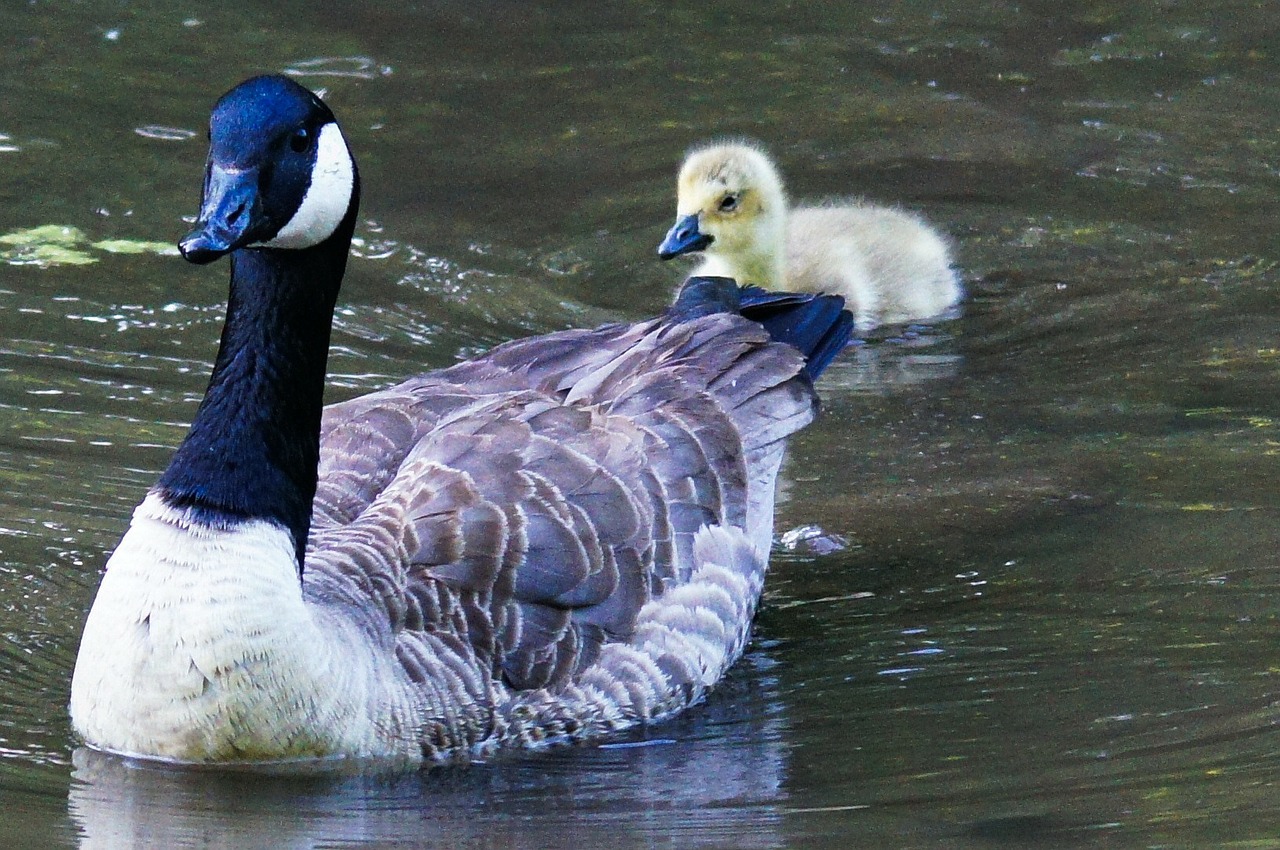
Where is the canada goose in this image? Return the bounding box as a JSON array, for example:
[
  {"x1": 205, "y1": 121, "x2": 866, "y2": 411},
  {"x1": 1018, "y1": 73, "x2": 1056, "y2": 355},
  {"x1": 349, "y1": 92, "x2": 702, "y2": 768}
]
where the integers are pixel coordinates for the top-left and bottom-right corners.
[
  {"x1": 69, "y1": 77, "x2": 853, "y2": 766},
  {"x1": 658, "y1": 141, "x2": 962, "y2": 331}
]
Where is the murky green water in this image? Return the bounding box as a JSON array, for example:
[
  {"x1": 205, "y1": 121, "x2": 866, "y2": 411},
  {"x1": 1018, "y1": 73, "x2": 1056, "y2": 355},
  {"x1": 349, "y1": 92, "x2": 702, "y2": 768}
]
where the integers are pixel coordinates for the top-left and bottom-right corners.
[{"x1": 2, "y1": 1, "x2": 1279, "y2": 847}]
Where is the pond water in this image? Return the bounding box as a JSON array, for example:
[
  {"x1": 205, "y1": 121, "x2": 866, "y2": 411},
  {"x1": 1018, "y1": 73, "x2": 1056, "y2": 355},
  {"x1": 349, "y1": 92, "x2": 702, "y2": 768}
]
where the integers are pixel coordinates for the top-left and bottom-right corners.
[{"x1": 2, "y1": 1, "x2": 1278, "y2": 847}]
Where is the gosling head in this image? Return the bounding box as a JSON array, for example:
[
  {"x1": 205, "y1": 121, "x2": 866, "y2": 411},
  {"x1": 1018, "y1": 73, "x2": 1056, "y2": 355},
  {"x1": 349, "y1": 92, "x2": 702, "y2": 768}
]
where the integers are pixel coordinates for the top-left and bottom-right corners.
[
  {"x1": 657, "y1": 141, "x2": 788, "y2": 287},
  {"x1": 179, "y1": 75, "x2": 359, "y2": 265}
]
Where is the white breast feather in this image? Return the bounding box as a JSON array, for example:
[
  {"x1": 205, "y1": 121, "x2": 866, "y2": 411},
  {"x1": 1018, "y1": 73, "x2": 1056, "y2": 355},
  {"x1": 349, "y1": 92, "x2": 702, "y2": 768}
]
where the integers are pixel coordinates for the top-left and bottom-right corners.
[{"x1": 69, "y1": 493, "x2": 406, "y2": 762}]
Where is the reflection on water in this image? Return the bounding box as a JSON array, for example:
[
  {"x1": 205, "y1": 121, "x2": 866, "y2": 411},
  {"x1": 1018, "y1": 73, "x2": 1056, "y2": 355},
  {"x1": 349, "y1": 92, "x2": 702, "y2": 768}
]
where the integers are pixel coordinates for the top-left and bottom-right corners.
[
  {"x1": 70, "y1": 656, "x2": 788, "y2": 850},
  {"x1": 1, "y1": 0, "x2": 1280, "y2": 847},
  {"x1": 822, "y1": 330, "x2": 963, "y2": 395}
]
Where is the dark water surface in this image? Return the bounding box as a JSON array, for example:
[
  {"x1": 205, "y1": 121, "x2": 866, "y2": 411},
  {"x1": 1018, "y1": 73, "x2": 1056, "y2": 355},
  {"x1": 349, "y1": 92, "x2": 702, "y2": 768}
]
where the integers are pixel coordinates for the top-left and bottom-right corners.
[{"x1": 2, "y1": 1, "x2": 1278, "y2": 847}]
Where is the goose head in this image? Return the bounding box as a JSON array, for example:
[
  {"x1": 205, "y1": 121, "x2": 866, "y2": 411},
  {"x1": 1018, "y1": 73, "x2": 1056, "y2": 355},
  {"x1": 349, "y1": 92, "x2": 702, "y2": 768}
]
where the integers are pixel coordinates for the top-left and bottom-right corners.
[
  {"x1": 155, "y1": 76, "x2": 361, "y2": 572},
  {"x1": 657, "y1": 141, "x2": 788, "y2": 288},
  {"x1": 179, "y1": 75, "x2": 358, "y2": 264}
]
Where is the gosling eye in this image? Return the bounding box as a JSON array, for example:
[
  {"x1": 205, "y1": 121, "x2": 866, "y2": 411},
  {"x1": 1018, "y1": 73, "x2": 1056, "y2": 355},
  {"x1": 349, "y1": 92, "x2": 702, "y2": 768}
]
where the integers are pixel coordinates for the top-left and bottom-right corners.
[
  {"x1": 289, "y1": 127, "x2": 312, "y2": 154},
  {"x1": 717, "y1": 193, "x2": 740, "y2": 213}
]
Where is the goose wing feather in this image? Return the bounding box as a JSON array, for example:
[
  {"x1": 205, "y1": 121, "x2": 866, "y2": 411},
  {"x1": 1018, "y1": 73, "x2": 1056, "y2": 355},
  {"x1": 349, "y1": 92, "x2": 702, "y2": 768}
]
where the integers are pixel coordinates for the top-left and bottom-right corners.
[{"x1": 304, "y1": 308, "x2": 811, "y2": 742}]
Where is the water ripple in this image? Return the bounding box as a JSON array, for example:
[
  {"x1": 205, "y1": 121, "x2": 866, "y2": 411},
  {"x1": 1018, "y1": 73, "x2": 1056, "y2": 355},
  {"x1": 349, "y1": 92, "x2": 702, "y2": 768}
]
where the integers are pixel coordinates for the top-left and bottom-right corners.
[
  {"x1": 134, "y1": 125, "x2": 196, "y2": 142},
  {"x1": 283, "y1": 56, "x2": 391, "y2": 80}
]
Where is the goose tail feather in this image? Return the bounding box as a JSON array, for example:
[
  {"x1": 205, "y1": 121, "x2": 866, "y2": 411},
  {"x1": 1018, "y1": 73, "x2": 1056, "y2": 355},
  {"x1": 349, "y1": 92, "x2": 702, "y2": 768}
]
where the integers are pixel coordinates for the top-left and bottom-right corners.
[
  {"x1": 671, "y1": 277, "x2": 853, "y2": 381},
  {"x1": 736, "y1": 283, "x2": 854, "y2": 380}
]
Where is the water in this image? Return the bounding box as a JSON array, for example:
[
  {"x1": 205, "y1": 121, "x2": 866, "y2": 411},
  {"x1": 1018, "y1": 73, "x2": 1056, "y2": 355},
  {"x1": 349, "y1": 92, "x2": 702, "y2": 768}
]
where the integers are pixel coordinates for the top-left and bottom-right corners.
[{"x1": 2, "y1": 1, "x2": 1278, "y2": 846}]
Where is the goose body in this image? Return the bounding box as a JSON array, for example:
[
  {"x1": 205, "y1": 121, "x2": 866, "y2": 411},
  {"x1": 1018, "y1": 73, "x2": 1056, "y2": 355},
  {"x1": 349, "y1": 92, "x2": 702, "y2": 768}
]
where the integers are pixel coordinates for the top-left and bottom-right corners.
[
  {"x1": 658, "y1": 141, "x2": 961, "y2": 331},
  {"x1": 69, "y1": 77, "x2": 853, "y2": 765}
]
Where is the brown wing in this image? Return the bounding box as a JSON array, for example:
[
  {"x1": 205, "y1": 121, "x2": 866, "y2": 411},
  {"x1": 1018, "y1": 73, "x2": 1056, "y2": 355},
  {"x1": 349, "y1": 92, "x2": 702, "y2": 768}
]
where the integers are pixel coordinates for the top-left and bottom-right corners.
[{"x1": 302, "y1": 310, "x2": 811, "y2": 721}]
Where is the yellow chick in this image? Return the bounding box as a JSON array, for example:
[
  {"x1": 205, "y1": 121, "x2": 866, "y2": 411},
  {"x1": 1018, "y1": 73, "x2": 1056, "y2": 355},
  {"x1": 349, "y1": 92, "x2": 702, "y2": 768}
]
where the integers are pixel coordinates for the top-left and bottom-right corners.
[{"x1": 658, "y1": 141, "x2": 961, "y2": 331}]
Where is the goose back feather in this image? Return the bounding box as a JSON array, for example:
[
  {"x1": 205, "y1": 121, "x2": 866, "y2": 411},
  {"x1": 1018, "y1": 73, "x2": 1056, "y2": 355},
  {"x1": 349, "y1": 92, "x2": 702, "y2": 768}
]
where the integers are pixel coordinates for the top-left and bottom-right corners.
[{"x1": 304, "y1": 304, "x2": 824, "y2": 755}]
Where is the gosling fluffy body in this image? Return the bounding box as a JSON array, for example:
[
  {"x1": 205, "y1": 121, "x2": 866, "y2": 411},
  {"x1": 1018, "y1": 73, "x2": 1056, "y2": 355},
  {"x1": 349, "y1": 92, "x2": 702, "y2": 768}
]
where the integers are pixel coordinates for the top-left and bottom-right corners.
[{"x1": 659, "y1": 141, "x2": 962, "y2": 331}]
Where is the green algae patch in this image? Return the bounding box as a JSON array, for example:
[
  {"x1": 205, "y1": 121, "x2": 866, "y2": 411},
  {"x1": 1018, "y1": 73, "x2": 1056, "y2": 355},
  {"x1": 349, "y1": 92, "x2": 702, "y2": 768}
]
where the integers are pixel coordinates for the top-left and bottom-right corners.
[
  {"x1": 0, "y1": 226, "x2": 179, "y2": 267},
  {"x1": 0, "y1": 226, "x2": 97, "y2": 267},
  {"x1": 92, "y1": 239, "x2": 180, "y2": 256},
  {"x1": 0, "y1": 224, "x2": 88, "y2": 247}
]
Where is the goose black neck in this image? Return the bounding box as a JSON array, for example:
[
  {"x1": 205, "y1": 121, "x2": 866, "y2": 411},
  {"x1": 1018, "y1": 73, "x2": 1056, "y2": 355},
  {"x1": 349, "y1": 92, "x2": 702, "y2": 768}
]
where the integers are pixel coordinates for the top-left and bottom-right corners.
[{"x1": 157, "y1": 211, "x2": 357, "y2": 573}]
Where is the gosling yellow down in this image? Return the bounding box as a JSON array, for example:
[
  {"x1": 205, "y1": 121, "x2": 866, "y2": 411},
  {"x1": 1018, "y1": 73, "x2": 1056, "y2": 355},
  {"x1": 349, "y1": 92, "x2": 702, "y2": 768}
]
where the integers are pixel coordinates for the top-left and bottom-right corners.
[{"x1": 658, "y1": 141, "x2": 961, "y2": 331}]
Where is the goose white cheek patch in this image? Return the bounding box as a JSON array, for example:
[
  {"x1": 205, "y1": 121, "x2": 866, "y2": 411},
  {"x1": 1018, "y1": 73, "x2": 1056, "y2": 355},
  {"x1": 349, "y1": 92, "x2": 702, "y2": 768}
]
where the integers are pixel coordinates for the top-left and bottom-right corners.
[{"x1": 262, "y1": 122, "x2": 354, "y2": 250}]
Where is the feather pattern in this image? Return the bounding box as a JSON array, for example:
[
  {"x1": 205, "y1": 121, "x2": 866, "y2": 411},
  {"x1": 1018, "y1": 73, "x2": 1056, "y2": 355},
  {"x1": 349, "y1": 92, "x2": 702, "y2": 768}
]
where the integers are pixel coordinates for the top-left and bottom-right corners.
[
  {"x1": 71, "y1": 284, "x2": 853, "y2": 764},
  {"x1": 302, "y1": 307, "x2": 819, "y2": 756}
]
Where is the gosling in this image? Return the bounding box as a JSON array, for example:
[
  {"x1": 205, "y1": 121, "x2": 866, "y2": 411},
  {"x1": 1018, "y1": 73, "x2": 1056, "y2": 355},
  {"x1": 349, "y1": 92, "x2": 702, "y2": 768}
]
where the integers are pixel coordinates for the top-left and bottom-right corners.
[{"x1": 658, "y1": 141, "x2": 961, "y2": 331}]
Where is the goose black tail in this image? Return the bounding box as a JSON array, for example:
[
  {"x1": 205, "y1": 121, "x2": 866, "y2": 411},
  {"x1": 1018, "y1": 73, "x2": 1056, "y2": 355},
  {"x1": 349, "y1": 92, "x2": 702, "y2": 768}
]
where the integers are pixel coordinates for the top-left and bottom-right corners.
[
  {"x1": 737, "y1": 285, "x2": 853, "y2": 380},
  {"x1": 669, "y1": 277, "x2": 853, "y2": 381}
]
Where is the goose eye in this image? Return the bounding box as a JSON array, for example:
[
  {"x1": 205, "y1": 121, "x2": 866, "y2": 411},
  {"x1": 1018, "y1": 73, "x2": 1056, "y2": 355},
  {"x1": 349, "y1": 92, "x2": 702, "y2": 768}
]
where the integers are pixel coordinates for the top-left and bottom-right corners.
[
  {"x1": 718, "y1": 194, "x2": 739, "y2": 212},
  {"x1": 289, "y1": 128, "x2": 311, "y2": 153}
]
